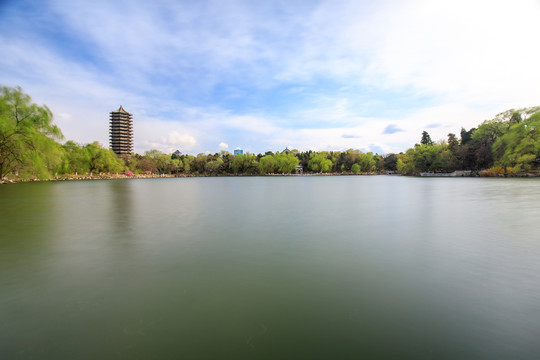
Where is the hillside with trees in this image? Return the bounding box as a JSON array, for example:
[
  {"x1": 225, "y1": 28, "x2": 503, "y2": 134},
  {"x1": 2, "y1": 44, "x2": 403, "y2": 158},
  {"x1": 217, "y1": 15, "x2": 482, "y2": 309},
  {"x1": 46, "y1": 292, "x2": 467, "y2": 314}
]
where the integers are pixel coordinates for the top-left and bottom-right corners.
[
  {"x1": 397, "y1": 107, "x2": 540, "y2": 175},
  {"x1": 1, "y1": 86, "x2": 539, "y2": 181}
]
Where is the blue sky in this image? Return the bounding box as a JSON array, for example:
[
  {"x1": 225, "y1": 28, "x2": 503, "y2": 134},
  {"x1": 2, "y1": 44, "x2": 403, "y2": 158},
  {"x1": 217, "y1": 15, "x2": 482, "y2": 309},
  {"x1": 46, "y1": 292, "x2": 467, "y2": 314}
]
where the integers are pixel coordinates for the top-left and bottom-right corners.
[{"x1": 1, "y1": 0, "x2": 539, "y2": 154}]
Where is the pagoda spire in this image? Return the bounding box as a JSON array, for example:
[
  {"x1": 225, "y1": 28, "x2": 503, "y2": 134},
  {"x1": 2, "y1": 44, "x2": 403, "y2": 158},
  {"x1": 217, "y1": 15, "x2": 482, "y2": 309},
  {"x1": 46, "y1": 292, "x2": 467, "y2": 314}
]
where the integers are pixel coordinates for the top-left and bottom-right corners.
[{"x1": 109, "y1": 105, "x2": 133, "y2": 155}]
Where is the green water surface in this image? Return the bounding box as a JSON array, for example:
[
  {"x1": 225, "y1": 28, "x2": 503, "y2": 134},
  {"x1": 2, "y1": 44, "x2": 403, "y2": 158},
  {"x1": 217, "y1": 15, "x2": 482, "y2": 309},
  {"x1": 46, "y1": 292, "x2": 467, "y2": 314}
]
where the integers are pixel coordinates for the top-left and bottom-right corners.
[{"x1": 1, "y1": 176, "x2": 540, "y2": 359}]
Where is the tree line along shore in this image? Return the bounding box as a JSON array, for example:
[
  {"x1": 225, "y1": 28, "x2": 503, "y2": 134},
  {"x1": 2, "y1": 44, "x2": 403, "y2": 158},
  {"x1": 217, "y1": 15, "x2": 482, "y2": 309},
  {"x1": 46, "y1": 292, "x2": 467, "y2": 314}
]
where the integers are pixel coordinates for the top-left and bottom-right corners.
[{"x1": 1, "y1": 85, "x2": 540, "y2": 183}]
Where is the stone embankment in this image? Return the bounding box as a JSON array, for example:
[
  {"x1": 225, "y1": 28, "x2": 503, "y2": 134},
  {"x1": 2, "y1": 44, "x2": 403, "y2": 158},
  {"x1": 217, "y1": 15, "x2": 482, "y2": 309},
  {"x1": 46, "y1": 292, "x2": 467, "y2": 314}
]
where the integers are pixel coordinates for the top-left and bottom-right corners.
[
  {"x1": 1, "y1": 172, "x2": 380, "y2": 184},
  {"x1": 3, "y1": 171, "x2": 538, "y2": 184},
  {"x1": 1, "y1": 173, "x2": 178, "y2": 184},
  {"x1": 420, "y1": 170, "x2": 473, "y2": 177}
]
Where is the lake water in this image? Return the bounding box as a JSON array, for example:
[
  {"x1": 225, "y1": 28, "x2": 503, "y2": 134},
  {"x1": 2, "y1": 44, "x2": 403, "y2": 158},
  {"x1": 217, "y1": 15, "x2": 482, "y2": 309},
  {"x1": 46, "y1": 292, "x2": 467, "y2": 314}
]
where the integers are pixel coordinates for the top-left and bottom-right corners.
[{"x1": 1, "y1": 176, "x2": 540, "y2": 359}]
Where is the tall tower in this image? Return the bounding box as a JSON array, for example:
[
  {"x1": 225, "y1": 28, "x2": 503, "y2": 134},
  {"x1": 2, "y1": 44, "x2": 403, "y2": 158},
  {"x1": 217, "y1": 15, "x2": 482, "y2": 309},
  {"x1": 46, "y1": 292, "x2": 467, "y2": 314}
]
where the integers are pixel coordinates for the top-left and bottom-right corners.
[{"x1": 109, "y1": 105, "x2": 133, "y2": 155}]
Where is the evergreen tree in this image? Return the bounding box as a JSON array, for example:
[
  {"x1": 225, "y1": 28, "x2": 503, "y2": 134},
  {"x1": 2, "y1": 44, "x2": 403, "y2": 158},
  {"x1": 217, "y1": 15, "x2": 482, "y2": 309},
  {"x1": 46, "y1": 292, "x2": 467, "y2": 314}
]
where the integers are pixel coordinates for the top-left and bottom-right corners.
[{"x1": 420, "y1": 131, "x2": 433, "y2": 145}]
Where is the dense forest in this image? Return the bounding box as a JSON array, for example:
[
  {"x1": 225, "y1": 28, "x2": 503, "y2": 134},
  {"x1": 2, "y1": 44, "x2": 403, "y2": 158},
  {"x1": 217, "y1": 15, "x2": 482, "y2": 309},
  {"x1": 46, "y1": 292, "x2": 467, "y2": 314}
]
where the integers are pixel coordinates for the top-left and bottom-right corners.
[{"x1": 1, "y1": 86, "x2": 539, "y2": 181}]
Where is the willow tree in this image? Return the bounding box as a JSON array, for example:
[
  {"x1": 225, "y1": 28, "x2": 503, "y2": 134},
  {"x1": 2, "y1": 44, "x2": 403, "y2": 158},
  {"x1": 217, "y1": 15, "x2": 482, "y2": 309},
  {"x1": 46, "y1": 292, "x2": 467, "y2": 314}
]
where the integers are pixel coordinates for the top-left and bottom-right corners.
[
  {"x1": 275, "y1": 152, "x2": 299, "y2": 173},
  {"x1": 258, "y1": 154, "x2": 276, "y2": 174},
  {"x1": 308, "y1": 152, "x2": 332, "y2": 172},
  {"x1": 0, "y1": 86, "x2": 63, "y2": 178}
]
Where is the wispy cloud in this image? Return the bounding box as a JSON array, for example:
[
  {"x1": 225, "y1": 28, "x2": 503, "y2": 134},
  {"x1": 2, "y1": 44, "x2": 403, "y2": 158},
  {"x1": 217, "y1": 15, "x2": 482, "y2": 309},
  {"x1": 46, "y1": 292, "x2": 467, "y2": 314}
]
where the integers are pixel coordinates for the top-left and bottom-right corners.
[{"x1": 383, "y1": 124, "x2": 404, "y2": 134}]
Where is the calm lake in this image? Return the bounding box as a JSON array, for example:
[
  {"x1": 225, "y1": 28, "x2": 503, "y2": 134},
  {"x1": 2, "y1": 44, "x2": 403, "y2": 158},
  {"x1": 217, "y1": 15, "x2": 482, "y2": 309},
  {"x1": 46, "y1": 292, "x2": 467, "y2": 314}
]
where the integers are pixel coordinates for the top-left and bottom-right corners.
[{"x1": 1, "y1": 176, "x2": 540, "y2": 359}]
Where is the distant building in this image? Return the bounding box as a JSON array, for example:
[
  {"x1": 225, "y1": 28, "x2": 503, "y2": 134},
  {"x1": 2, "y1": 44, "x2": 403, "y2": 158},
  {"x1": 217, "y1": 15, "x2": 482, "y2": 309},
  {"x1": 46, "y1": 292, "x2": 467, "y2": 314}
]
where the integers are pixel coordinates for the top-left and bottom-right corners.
[
  {"x1": 234, "y1": 148, "x2": 243, "y2": 156},
  {"x1": 295, "y1": 164, "x2": 303, "y2": 175},
  {"x1": 282, "y1": 147, "x2": 291, "y2": 153},
  {"x1": 109, "y1": 105, "x2": 133, "y2": 155},
  {"x1": 173, "y1": 150, "x2": 182, "y2": 156}
]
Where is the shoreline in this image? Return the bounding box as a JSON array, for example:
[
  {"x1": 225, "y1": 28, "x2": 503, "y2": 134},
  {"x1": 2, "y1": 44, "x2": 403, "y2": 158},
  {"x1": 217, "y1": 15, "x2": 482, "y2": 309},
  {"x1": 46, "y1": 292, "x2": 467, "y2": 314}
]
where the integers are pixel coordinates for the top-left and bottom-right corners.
[
  {"x1": 1, "y1": 172, "x2": 377, "y2": 184},
  {"x1": 2, "y1": 171, "x2": 539, "y2": 185}
]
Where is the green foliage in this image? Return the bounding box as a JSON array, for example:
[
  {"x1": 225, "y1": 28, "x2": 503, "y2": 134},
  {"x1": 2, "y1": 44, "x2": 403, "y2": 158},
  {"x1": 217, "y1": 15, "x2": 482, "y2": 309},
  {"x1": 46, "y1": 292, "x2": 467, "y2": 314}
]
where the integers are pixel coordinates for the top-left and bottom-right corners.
[
  {"x1": 61, "y1": 141, "x2": 123, "y2": 175},
  {"x1": 412, "y1": 144, "x2": 438, "y2": 172},
  {"x1": 170, "y1": 158, "x2": 183, "y2": 174},
  {"x1": 340, "y1": 149, "x2": 359, "y2": 171},
  {"x1": 0, "y1": 85, "x2": 124, "y2": 179},
  {"x1": 258, "y1": 155, "x2": 276, "y2": 174},
  {"x1": 145, "y1": 149, "x2": 174, "y2": 174},
  {"x1": 0, "y1": 86, "x2": 64, "y2": 179},
  {"x1": 231, "y1": 153, "x2": 258, "y2": 174},
  {"x1": 382, "y1": 153, "x2": 398, "y2": 171},
  {"x1": 447, "y1": 133, "x2": 459, "y2": 152},
  {"x1": 308, "y1": 152, "x2": 332, "y2": 172},
  {"x1": 62, "y1": 140, "x2": 89, "y2": 174},
  {"x1": 510, "y1": 112, "x2": 522, "y2": 124},
  {"x1": 396, "y1": 143, "x2": 458, "y2": 174},
  {"x1": 473, "y1": 119, "x2": 507, "y2": 145},
  {"x1": 182, "y1": 155, "x2": 194, "y2": 173},
  {"x1": 460, "y1": 127, "x2": 475, "y2": 145},
  {"x1": 397, "y1": 151, "x2": 416, "y2": 175},
  {"x1": 493, "y1": 112, "x2": 540, "y2": 170},
  {"x1": 191, "y1": 153, "x2": 208, "y2": 174},
  {"x1": 275, "y1": 152, "x2": 299, "y2": 173},
  {"x1": 436, "y1": 149, "x2": 458, "y2": 172},
  {"x1": 205, "y1": 157, "x2": 224, "y2": 174},
  {"x1": 85, "y1": 142, "x2": 123, "y2": 173},
  {"x1": 493, "y1": 107, "x2": 539, "y2": 123},
  {"x1": 357, "y1": 152, "x2": 376, "y2": 172},
  {"x1": 420, "y1": 131, "x2": 433, "y2": 145},
  {"x1": 393, "y1": 106, "x2": 540, "y2": 174}
]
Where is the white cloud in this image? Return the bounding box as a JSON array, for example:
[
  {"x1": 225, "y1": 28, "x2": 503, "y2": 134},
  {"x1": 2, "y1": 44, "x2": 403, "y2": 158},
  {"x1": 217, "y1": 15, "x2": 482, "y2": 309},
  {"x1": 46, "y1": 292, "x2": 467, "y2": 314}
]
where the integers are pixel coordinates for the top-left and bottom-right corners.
[
  {"x1": 219, "y1": 142, "x2": 229, "y2": 150},
  {"x1": 168, "y1": 131, "x2": 197, "y2": 147},
  {"x1": 363, "y1": 0, "x2": 540, "y2": 107},
  {"x1": 138, "y1": 122, "x2": 198, "y2": 154},
  {"x1": 269, "y1": 0, "x2": 540, "y2": 112}
]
